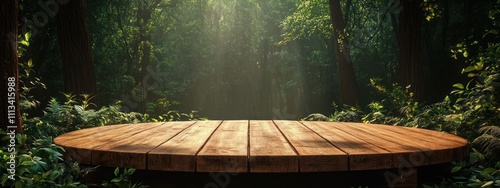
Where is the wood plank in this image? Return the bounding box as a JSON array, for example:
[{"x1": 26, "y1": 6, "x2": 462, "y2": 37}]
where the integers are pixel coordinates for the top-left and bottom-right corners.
[
  {"x1": 302, "y1": 121, "x2": 393, "y2": 171},
  {"x1": 249, "y1": 120, "x2": 298, "y2": 172},
  {"x1": 398, "y1": 126, "x2": 469, "y2": 160},
  {"x1": 59, "y1": 123, "x2": 163, "y2": 167},
  {"x1": 319, "y1": 123, "x2": 420, "y2": 169},
  {"x1": 54, "y1": 123, "x2": 158, "y2": 163},
  {"x1": 54, "y1": 123, "x2": 143, "y2": 147},
  {"x1": 354, "y1": 123, "x2": 467, "y2": 148},
  {"x1": 148, "y1": 121, "x2": 222, "y2": 171},
  {"x1": 60, "y1": 147, "x2": 93, "y2": 164},
  {"x1": 54, "y1": 120, "x2": 469, "y2": 173},
  {"x1": 337, "y1": 123, "x2": 454, "y2": 167},
  {"x1": 342, "y1": 122, "x2": 464, "y2": 165},
  {"x1": 273, "y1": 120, "x2": 348, "y2": 172},
  {"x1": 197, "y1": 120, "x2": 248, "y2": 172},
  {"x1": 92, "y1": 121, "x2": 195, "y2": 169},
  {"x1": 366, "y1": 124, "x2": 468, "y2": 161}
]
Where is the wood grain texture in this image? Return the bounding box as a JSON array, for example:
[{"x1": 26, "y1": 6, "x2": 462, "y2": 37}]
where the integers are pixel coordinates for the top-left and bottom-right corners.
[
  {"x1": 365, "y1": 123, "x2": 469, "y2": 162},
  {"x1": 91, "y1": 121, "x2": 195, "y2": 169},
  {"x1": 54, "y1": 123, "x2": 158, "y2": 163},
  {"x1": 54, "y1": 121, "x2": 469, "y2": 173},
  {"x1": 197, "y1": 120, "x2": 248, "y2": 172},
  {"x1": 249, "y1": 120, "x2": 298, "y2": 172},
  {"x1": 148, "y1": 121, "x2": 222, "y2": 171},
  {"x1": 302, "y1": 121, "x2": 393, "y2": 171},
  {"x1": 323, "y1": 122, "x2": 426, "y2": 168},
  {"x1": 398, "y1": 126, "x2": 469, "y2": 160},
  {"x1": 54, "y1": 123, "x2": 134, "y2": 146},
  {"x1": 338, "y1": 122, "x2": 466, "y2": 167},
  {"x1": 273, "y1": 120, "x2": 348, "y2": 172}
]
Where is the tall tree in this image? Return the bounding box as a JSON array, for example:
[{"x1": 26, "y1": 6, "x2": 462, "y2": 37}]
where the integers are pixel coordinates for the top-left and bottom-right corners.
[
  {"x1": 127, "y1": 0, "x2": 163, "y2": 83},
  {"x1": 0, "y1": 0, "x2": 23, "y2": 134},
  {"x1": 56, "y1": 0, "x2": 97, "y2": 97},
  {"x1": 398, "y1": 0, "x2": 425, "y2": 101},
  {"x1": 328, "y1": 0, "x2": 360, "y2": 105}
]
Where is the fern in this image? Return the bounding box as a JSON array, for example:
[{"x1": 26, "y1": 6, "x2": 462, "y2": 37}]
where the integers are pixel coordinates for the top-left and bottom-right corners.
[
  {"x1": 473, "y1": 126, "x2": 500, "y2": 161},
  {"x1": 478, "y1": 126, "x2": 500, "y2": 137}
]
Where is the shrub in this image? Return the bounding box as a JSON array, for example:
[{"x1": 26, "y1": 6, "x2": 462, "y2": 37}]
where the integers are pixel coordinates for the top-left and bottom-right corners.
[{"x1": 0, "y1": 132, "x2": 91, "y2": 188}]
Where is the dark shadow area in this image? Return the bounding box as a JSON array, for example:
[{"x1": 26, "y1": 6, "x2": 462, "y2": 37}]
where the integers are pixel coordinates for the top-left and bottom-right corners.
[{"x1": 82, "y1": 164, "x2": 452, "y2": 188}]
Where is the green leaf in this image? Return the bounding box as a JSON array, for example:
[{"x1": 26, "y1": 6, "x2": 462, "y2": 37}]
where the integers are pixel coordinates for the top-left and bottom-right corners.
[
  {"x1": 110, "y1": 177, "x2": 122, "y2": 183},
  {"x1": 453, "y1": 176, "x2": 468, "y2": 180},
  {"x1": 126, "y1": 168, "x2": 136, "y2": 175},
  {"x1": 74, "y1": 105, "x2": 85, "y2": 114},
  {"x1": 463, "y1": 51, "x2": 469, "y2": 58},
  {"x1": 469, "y1": 153, "x2": 481, "y2": 164},
  {"x1": 483, "y1": 29, "x2": 498, "y2": 38},
  {"x1": 27, "y1": 59, "x2": 33, "y2": 68},
  {"x1": 463, "y1": 66, "x2": 476, "y2": 73},
  {"x1": 474, "y1": 105, "x2": 482, "y2": 111},
  {"x1": 49, "y1": 170, "x2": 61, "y2": 181},
  {"x1": 20, "y1": 160, "x2": 34, "y2": 166},
  {"x1": 482, "y1": 181, "x2": 493, "y2": 187},
  {"x1": 481, "y1": 167, "x2": 497, "y2": 176},
  {"x1": 20, "y1": 40, "x2": 29, "y2": 47},
  {"x1": 114, "y1": 167, "x2": 120, "y2": 176},
  {"x1": 453, "y1": 83, "x2": 464, "y2": 90},
  {"x1": 25, "y1": 32, "x2": 31, "y2": 41},
  {"x1": 451, "y1": 166, "x2": 462, "y2": 173},
  {"x1": 15, "y1": 180, "x2": 22, "y2": 188},
  {"x1": 475, "y1": 62, "x2": 484, "y2": 71}
]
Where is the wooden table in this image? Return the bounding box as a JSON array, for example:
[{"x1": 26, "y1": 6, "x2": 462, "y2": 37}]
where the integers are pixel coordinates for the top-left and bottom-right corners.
[{"x1": 54, "y1": 120, "x2": 468, "y2": 187}]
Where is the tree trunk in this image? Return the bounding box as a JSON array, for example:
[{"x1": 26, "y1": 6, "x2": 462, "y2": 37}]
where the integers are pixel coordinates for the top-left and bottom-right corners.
[
  {"x1": 328, "y1": 0, "x2": 360, "y2": 106},
  {"x1": 398, "y1": 0, "x2": 425, "y2": 101},
  {"x1": 56, "y1": 0, "x2": 97, "y2": 97},
  {"x1": 0, "y1": 0, "x2": 23, "y2": 134}
]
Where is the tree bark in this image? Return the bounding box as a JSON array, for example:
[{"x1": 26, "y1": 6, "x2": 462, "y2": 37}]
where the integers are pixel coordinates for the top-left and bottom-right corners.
[
  {"x1": 56, "y1": 0, "x2": 97, "y2": 97},
  {"x1": 328, "y1": 0, "x2": 361, "y2": 106},
  {"x1": 398, "y1": 0, "x2": 425, "y2": 101},
  {"x1": 0, "y1": 0, "x2": 23, "y2": 134}
]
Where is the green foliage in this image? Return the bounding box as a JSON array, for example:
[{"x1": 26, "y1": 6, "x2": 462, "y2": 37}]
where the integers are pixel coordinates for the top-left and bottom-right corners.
[
  {"x1": 101, "y1": 168, "x2": 148, "y2": 188},
  {"x1": 431, "y1": 151, "x2": 500, "y2": 188},
  {"x1": 422, "y1": 0, "x2": 441, "y2": 21},
  {"x1": 152, "y1": 110, "x2": 204, "y2": 122},
  {"x1": 24, "y1": 95, "x2": 146, "y2": 139},
  {"x1": 0, "y1": 132, "x2": 147, "y2": 188},
  {"x1": 302, "y1": 113, "x2": 330, "y2": 121},
  {"x1": 369, "y1": 4, "x2": 500, "y2": 187},
  {"x1": 362, "y1": 78, "x2": 420, "y2": 126},
  {"x1": 329, "y1": 103, "x2": 364, "y2": 122},
  {"x1": 278, "y1": 0, "x2": 332, "y2": 45},
  {"x1": 474, "y1": 126, "x2": 500, "y2": 162},
  {"x1": 0, "y1": 132, "x2": 91, "y2": 188},
  {"x1": 146, "y1": 97, "x2": 171, "y2": 117},
  {"x1": 302, "y1": 104, "x2": 363, "y2": 122},
  {"x1": 362, "y1": 69, "x2": 498, "y2": 141},
  {"x1": 446, "y1": 4, "x2": 500, "y2": 142},
  {"x1": 18, "y1": 59, "x2": 45, "y2": 113}
]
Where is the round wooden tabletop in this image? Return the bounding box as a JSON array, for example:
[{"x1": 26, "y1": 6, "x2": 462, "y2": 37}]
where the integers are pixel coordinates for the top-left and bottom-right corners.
[{"x1": 54, "y1": 120, "x2": 468, "y2": 173}]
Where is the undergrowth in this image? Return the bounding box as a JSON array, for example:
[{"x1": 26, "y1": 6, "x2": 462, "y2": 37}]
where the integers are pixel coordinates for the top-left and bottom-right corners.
[{"x1": 304, "y1": 5, "x2": 500, "y2": 187}]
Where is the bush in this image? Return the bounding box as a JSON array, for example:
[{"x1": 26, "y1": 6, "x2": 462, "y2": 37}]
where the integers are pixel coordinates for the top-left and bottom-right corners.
[
  {"x1": 23, "y1": 95, "x2": 146, "y2": 139},
  {"x1": 0, "y1": 132, "x2": 91, "y2": 188},
  {"x1": 101, "y1": 168, "x2": 148, "y2": 188}
]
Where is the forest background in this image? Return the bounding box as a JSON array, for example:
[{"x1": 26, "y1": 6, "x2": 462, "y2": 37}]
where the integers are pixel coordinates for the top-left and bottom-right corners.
[{"x1": 0, "y1": 0, "x2": 499, "y2": 187}]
